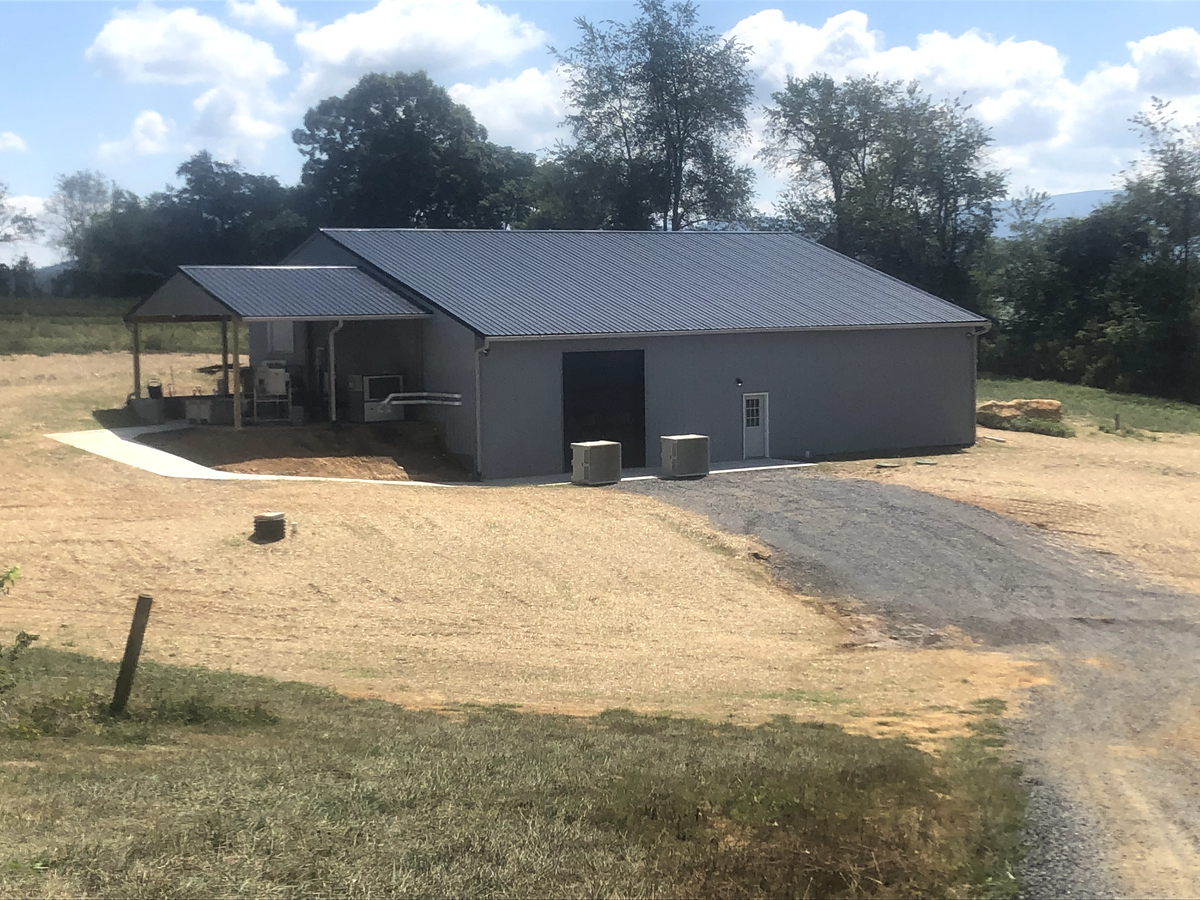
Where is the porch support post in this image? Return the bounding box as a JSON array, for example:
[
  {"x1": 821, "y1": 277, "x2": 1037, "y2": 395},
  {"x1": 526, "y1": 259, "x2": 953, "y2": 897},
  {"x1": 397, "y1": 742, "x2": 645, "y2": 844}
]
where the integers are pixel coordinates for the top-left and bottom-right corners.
[
  {"x1": 220, "y1": 318, "x2": 230, "y2": 395},
  {"x1": 131, "y1": 322, "x2": 142, "y2": 399},
  {"x1": 328, "y1": 319, "x2": 344, "y2": 423},
  {"x1": 232, "y1": 318, "x2": 243, "y2": 430}
]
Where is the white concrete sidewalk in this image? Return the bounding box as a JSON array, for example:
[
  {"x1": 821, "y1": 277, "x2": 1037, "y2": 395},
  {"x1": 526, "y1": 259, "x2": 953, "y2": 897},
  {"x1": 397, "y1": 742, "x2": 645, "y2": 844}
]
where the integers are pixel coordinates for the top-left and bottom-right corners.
[
  {"x1": 45, "y1": 424, "x2": 452, "y2": 486},
  {"x1": 47, "y1": 425, "x2": 814, "y2": 487}
]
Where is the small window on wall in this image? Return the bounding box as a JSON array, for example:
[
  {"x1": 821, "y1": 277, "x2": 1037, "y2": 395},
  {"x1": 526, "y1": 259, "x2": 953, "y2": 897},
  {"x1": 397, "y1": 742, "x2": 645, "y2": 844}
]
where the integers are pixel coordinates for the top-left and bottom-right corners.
[{"x1": 268, "y1": 321, "x2": 294, "y2": 355}]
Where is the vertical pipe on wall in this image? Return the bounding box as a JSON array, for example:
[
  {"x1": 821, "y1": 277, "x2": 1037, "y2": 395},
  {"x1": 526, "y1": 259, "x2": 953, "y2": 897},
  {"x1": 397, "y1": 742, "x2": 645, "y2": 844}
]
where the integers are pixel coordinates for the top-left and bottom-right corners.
[
  {"x1": 474, "y1": 338, "x2": 490, "y2": 479},
  {"x1": 328, "y1": 320, "x2": 344, "y2": 422},
  {"x1": 232, "y1": 318, "x2": 243, "y2": 430},
  {"x1": 131, "y1": 322, "x2": 141, "y2": 399},
  {"x1": 220, "y1": 319, "x2": 230, "y2": 395}
]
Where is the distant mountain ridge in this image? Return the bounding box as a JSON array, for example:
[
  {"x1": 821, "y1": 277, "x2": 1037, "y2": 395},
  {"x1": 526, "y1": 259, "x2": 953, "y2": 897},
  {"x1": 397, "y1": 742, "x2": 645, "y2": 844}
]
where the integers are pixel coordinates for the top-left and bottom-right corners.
[{"x1": 993, "y1": 190, "x2": 1120, "y2": 238}]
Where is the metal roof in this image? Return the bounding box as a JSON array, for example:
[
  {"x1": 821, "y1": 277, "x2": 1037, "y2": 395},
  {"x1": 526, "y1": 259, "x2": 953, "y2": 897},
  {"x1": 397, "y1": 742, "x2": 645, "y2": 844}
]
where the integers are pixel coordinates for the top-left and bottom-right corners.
[
  {"x1": 177, "y1": 266, "x2": 429, "y2": 320},
  {"x1": 321, "y1": 229, "x2": 987, "y2": 338}
]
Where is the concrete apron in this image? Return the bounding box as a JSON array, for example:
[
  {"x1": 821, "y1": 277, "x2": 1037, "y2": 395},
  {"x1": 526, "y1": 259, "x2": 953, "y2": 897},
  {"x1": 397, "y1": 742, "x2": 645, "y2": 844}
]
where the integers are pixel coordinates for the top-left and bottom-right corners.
[{"x1": 46, "y1": 425, "x2": 814, "y2": 487}]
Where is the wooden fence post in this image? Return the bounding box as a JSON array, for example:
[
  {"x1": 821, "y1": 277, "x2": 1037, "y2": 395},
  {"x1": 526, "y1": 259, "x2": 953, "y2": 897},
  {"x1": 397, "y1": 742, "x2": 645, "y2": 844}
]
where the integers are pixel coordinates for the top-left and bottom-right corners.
[{"x1": 110, "y1": 594, "x2": 154, "y2": 717}]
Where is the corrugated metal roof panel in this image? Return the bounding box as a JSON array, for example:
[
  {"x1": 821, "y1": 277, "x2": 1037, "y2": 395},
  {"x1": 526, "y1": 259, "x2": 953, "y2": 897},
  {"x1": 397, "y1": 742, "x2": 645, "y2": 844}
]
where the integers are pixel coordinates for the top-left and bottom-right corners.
[
  {"x1": 178, "y1": 266, "x2": 430, "y2": 319},
  {"x1": 322, "y1": 230, "x2": 986, "y2": 337}
]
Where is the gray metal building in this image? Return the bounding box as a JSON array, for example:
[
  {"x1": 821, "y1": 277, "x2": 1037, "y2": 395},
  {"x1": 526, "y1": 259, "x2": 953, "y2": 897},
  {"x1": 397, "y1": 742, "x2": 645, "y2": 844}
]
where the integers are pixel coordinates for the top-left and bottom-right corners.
[{"x1": 129, "y1": 229, "x2": 988, "y2": 479}]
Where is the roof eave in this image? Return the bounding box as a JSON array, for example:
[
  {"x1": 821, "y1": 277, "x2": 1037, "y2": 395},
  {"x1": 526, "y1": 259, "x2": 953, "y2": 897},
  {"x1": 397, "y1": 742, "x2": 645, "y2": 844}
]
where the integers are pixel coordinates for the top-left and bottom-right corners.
[{"x1": 484, "y1": 320, "x2": 990, "y2": 341}]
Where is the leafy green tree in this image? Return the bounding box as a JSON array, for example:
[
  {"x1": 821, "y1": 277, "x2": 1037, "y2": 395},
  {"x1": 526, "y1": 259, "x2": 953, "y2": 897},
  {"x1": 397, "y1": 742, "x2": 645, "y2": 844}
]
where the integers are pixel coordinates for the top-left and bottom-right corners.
[
  {"x1": 42, "y1": 170, "x2": 114, "y2": 260},
  {"x1": 68, "y1": 152, "x2": 309, "y2": 296},
  {"x1": 163, "y1": 151, "x2": 308, "y2": 264},
  {"x1": 977, "y1": 102, "x2": 1200, "y2": 400},
  {"x1": 1125, "y1": 98, "x2": 1200, "y2": 394},
  {"x1": 761, "y1": 74, "x2": 1005, "y2": 308},
  {"x1": 10, "y1": 254, "x2": 38, "y2": 297},
  {"x1": 554, "y1": 0, "x2": 755, "y2": 230},
  {"x1": 523, "y1": 150, "x2": 655, "y2": 230},
  {"x1": 293, "y1": 71, "x2": 535, "y2": 229},
  {"x1": 0, "y1": 181, "x2": 39, "y2": 244}
]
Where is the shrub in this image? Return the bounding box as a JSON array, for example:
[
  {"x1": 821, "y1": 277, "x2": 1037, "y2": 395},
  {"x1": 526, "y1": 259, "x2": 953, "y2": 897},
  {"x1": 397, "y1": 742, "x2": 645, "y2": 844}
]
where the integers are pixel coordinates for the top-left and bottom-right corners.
[{"x1": 997, "y1": 417, "x2": 1075, "y2": 438}]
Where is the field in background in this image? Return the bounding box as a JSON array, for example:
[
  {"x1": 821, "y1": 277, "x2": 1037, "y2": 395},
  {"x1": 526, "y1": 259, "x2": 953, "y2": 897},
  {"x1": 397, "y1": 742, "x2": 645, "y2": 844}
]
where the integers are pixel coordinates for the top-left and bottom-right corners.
[{"x1": 0, "y1": 297, "x2": 246, "y2": 355}]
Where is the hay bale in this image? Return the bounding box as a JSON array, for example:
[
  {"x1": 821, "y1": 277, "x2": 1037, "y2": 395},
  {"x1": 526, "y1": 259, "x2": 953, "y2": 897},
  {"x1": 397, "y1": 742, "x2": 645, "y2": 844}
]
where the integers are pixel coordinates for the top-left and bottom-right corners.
[
  {"x1": 976, "y1": 399, "x2": 1062, "y2": 428},
  {"x1": 976, "y1": 401, "x2": 1022, "y2": 429},
  {"x1": 1013, "y1": 399, "x2": 1063, "y2": 421}
]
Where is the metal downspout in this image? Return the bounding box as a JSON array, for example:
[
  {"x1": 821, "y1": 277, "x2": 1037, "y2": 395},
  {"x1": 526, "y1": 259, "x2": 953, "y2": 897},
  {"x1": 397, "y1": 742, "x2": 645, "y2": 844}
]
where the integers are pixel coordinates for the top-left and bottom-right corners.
[
  {"x1": 474, "y1": 337, "x2": 491, "y2": 478},
  {"x1": 328, "y1": 319, "x2": 345, "y2": 423}
]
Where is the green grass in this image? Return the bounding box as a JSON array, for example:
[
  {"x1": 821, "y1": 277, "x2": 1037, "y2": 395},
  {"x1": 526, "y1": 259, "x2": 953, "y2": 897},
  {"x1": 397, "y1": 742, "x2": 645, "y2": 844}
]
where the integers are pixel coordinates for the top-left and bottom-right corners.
[
  {"x1": 0, "y1": 297, "x2": 239, "y2": 355},
  {"x1": 0, "y1": 647, "x2": 1026, "y2": 898},
  {"x1": 979, "y1": 376, "x2": 1200, "y2": 435}
]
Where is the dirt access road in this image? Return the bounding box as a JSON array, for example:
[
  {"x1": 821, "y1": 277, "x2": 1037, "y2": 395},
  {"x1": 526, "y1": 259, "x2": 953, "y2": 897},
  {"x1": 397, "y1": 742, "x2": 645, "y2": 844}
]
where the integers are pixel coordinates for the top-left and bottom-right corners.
[{"x1": 626, "y1": 464, "x2": 1200, "y2": 898}]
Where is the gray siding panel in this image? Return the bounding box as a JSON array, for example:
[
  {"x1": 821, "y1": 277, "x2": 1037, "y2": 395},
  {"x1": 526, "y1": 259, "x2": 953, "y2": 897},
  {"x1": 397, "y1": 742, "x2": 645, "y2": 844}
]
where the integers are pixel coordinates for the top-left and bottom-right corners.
[
  {"x1": 284, "y1": 234, "x2": 362, "y2": 267},
  {"x1": 335, "y1": 320, "x2": 425, "y2": 392},
  {"x1": 478, "y1": 328, "x2": 976, "y2": 479},
  {"x1": 422, "y1": 310, "x2": 479, "y2": 471}
]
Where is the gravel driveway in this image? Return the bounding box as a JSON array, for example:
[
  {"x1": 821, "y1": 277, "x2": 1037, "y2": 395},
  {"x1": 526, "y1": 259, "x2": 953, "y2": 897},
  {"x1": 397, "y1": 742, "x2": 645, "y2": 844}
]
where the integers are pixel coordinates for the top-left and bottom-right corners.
[{"x1": 624, "y1": 470, "x2": 1200, "y2": 898}]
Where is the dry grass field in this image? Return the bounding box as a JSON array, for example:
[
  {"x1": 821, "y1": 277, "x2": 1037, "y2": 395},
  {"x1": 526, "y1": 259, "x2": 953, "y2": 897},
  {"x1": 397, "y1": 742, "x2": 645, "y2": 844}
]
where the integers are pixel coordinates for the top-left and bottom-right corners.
[{"x1": 0, "y1": 352, "x2": 1040, "y2": 749}]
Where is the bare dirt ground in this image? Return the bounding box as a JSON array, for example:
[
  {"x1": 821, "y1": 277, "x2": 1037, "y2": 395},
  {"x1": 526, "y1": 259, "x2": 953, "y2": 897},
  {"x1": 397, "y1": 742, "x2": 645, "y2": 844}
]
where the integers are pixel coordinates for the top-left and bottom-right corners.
[
  {"x1": 138, "y1": 421, "x2": 472, "y2": 482},
  {"x1": 626, "y1": 429, "x2": 1200, "y2": 899},
  {"x1": 0, "y1": 353, "x2": 1037, "y2": 751}
]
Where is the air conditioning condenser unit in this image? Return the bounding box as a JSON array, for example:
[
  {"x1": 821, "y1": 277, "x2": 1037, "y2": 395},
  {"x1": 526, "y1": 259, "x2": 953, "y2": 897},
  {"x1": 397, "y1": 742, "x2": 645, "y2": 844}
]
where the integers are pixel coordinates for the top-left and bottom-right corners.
[
  {"x1": 660, "y1": 434, "x2": 710, "y2": 478},
  {"x1": 571, "y1": 441, "x2": 622, "y2": 486}
]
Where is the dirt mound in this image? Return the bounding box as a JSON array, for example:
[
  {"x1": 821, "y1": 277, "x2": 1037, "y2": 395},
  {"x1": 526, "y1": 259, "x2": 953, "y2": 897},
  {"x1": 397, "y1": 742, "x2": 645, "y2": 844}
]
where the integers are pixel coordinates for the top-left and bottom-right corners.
[
  {"x1": 976, "y1": 399, "x2": 1063, "y2": 428},
  {"x1": 137, "y1": 421, "x2": 471, "y2": 482}
]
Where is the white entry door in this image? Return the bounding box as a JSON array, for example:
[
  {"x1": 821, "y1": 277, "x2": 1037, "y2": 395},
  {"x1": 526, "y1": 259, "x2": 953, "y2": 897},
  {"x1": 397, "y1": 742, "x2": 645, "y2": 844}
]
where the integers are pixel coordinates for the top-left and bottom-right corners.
[{"x1": 742, "y1": 392, "x2": 769, "y2": 458}]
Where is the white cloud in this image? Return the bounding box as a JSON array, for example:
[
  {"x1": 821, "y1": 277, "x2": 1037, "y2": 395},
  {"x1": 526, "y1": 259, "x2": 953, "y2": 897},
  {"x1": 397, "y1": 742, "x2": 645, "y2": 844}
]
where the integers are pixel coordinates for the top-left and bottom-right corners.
[
  {"x1": 87, "y1": 5, "x2": 287, "y2": 85},
  {"x1": 87, "y1": 5, "x2": 290, "y2": 163},
  {"x1": 0, "y1": 132, "x2": 25, "y2": 152},
  {"x1": 227, "y1": 0, "x2": 302, "y2": 32},
  {"x1": 5, "y1": 194, "x2": 45, "y2": 217},
  {"x1": 727, "y1": 11, "x2": 1200, "y2": 196},
  {"x1": 1129, "y1": 28, "x2": 1200, "y2": 94},
  {"x1": 294, "y1": 0, "x2": 546, "y2": 102},
  {"x1": 98, "y1": 110, "x2": 174, "y2": 162},
  {"x1": 192, "y1": 87, "x2": 284, "y2": 152},
  {"x1": 449, "y1": 67, "x2": 567, "y2": 152}
]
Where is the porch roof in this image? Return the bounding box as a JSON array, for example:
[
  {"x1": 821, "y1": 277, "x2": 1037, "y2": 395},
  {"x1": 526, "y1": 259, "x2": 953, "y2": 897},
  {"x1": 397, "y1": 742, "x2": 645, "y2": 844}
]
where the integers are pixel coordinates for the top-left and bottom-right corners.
[{"x1": 125, "y1": 266, "x2": 432, "y2": 323}]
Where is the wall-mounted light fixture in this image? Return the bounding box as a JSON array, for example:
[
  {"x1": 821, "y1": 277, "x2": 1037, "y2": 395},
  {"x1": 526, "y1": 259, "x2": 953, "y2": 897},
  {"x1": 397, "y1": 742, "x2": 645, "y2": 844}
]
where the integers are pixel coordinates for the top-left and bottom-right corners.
[{"x1": 735, "y1": 377, "x2": 743, "y2": 386}]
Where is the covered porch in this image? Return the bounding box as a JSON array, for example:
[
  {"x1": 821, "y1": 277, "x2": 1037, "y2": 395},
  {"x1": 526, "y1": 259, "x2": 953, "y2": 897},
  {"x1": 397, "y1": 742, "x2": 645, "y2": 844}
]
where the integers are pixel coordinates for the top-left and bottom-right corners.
[{"x1": 124, "y1": 266, "x2": 436, "y2": 428}]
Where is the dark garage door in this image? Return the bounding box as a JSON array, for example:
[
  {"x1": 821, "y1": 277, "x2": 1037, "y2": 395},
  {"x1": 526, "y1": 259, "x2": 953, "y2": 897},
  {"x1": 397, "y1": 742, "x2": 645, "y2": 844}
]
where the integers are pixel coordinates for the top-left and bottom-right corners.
[{"x1": 562, "y1": 350, "x2": 646, "y2": 470}]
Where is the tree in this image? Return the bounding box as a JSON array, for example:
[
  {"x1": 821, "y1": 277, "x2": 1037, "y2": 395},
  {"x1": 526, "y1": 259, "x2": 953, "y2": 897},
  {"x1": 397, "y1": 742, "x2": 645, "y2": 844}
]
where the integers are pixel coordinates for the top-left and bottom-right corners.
[
  {"x1": 162, "y1": 151, "x2": 308, "y2": 264},
  {"x1": 293, "y1": 71, "x2": 535, "y2": 229},
  {"x1": 67, "y1": 152, "x2": 310, "y2": 296},
  {"x1": 0, "y1": 181, "x2": 39, "y2": 244},
  {"x1": 761, "y1": 74, "x2": 1006, "y2": 308},
  {"x1": 555, "y1": 0, "x2": 755, "y2": 230},
  {"x1": 523, "y1": 149, "x2": 655, "y2": 230},
  {"x1": 42, "y1": 170, "x2": 113, "y2": 260},
  {"x1": 10, "y1": 255, "x2": 38, "y2": 297},
  {"x1": 976, "y1": 104, "x2": 1200, "y2": 400},
  {"x1": 1126, "y1": 98, "x2": 1200, "y2": 395}
]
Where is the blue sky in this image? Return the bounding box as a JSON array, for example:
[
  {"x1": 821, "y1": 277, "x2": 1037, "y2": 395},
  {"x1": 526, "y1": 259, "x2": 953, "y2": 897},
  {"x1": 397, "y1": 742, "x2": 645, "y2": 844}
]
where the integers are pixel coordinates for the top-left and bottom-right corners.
[{"x1": 3, "y1": 0, "x2": 1200, "y2": 265}]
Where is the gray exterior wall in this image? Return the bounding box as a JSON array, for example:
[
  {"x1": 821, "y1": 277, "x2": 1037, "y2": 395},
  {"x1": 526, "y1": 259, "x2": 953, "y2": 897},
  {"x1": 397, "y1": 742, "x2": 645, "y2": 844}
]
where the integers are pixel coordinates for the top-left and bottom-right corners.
[
  {"x1": 283, "y1": 233, "x2": 361, "y2": 267},
  {"x1": 477, "y1": 326, "x2": 978, "y2": 480},
  {"x1": 422, "y1": 309, "x2": 480, "y2": 470},
  {"x1": 285, "y1": 232, "x2": 481, "y2": 465},
  {"x1": 249, "y1": 320, "x2": 305, "y2": 367}
]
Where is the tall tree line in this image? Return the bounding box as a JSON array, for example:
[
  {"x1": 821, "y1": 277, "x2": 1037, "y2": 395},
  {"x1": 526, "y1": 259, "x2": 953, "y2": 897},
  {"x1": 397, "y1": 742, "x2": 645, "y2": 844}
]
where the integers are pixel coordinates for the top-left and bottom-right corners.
[
  {"x1": 977, "y1": 100, "x2": 1200, "y2": 401},
  {"x1": 16, "y1": 0, "x2": 1199, "y2": 405}
]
